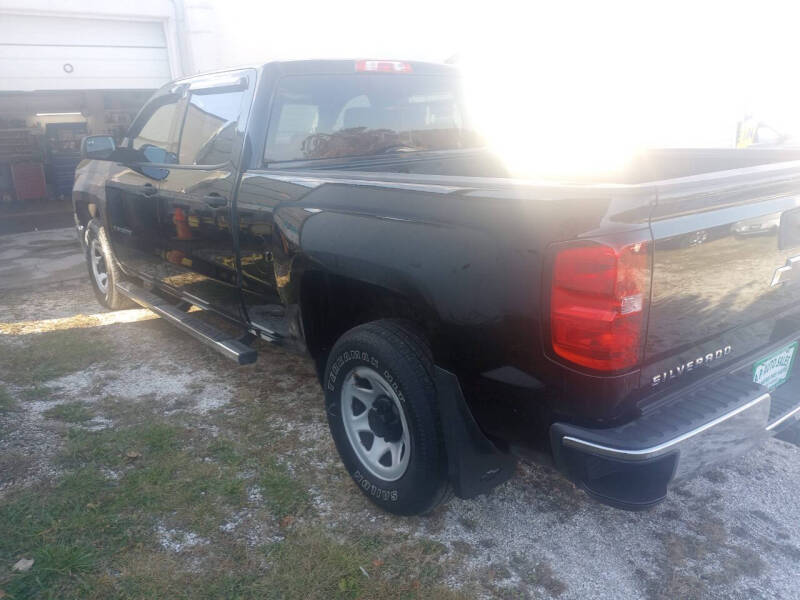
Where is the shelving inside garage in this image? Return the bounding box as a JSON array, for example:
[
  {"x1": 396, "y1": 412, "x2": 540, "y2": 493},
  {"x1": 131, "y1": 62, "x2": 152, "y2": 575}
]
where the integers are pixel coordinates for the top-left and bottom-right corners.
[{"x1": 0, "y1": 90, "x2": 150, "y2": 204}]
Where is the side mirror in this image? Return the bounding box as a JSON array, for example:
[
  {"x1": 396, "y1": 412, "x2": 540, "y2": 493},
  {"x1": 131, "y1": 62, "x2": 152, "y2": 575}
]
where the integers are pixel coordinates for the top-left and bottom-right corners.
[
  {"x1": 141, "y1": 144, "x2": 174, "y2": 165},
  {"x1": 81, "y1": 135, "x2": 116, "y2": 160}
]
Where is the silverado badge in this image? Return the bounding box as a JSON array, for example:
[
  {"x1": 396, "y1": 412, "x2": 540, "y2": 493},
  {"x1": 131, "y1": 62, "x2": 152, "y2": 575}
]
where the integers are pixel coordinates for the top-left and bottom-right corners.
[{"x1": 651, "y1": 346, "x2": 733, "y2": 387}]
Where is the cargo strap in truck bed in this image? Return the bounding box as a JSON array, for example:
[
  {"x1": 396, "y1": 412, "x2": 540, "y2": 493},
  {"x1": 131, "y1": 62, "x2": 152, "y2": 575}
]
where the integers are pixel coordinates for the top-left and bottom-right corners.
[{"x1": 117, "y1": 281, "x2": 257, "y2": 365}]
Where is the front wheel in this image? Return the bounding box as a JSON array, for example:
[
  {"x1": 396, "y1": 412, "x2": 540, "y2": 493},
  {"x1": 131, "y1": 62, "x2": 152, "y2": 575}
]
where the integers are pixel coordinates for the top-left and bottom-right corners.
[
  {"x1": 324, "y1": 320, "x2": 450, "y2": 515},
  {"x1": 85, "y1": 221, "x2": 132, "y2": 310}
]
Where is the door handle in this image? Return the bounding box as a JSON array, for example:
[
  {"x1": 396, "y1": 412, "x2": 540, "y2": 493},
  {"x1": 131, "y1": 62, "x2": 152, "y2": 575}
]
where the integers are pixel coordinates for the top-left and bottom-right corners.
[
  {"x1": 141, "y1": 184, "x2": 158, "y2": 196},
  {"x1": 204, "y1": 194, "x2": 228, "y2": 208}
]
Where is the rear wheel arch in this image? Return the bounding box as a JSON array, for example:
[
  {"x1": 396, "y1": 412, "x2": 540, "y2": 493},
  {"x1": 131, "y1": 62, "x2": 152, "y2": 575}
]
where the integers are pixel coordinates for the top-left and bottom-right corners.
[
  {"x1": 298, "y1": 270, "x2": 441, "y2": 380},
  {"x1": 74, "y1": 200, "x2": 98, "y2": 224}
]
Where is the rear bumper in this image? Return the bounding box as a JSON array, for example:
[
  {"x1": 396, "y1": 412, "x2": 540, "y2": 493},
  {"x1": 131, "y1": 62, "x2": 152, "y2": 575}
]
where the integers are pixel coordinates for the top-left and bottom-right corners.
[{"x1": 550, "y1": 362, "x2": 800, "y2": 510}]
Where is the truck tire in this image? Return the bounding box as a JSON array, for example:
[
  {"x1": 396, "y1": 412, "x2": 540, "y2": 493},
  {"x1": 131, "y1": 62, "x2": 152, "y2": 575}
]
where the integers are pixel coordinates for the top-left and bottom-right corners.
[
  {"x1": 85, "y1": 221, "x2": 132, "y2": 310},
  {"x1": 324, "y1": 320, "x2": 450, "y2": 515}
]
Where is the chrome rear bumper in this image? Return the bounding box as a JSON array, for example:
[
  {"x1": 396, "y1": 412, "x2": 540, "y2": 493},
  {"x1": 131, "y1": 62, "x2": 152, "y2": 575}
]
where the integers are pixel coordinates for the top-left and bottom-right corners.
[{"x1": 550, "y1": 370, "x2": 800, "y2": 510}]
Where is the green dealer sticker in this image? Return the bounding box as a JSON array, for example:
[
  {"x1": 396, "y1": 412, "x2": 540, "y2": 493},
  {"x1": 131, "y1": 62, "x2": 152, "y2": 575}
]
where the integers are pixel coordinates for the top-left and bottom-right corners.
[{"x1": 753, "y1": 342, "x2": 798, "y2": 390}]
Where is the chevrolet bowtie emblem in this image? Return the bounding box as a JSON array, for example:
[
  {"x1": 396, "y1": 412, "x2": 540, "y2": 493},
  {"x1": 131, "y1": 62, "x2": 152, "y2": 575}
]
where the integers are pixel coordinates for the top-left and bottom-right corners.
[{"x1": 771, "y1": 255, "x2": 800, "y2": 287}]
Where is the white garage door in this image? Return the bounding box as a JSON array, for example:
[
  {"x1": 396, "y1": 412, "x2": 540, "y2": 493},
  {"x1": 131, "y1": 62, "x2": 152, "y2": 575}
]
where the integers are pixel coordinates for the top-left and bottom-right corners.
[{"x1": 0, "y1": 14, "x2": 172, "y2": 91}]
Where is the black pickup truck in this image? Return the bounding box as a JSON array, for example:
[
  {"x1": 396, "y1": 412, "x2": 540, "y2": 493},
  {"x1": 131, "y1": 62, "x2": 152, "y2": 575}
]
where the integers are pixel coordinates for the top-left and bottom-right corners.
[{"x1": 73, "y1": 59, "x2": 800, "y2": 515}]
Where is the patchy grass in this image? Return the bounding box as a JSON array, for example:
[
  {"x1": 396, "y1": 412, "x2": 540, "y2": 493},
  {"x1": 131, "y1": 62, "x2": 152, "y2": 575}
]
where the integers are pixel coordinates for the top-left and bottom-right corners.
[
  {"x1": 0, "y1": 421, "x2": 238, "y2": 597},
  {"x1": 259, "y1": 528, "x2": 464, "y2": 600},
  {"x1": 0, "y1": 468, "x2": 137, "y2": 599},
  {"x1": 68, "y1": 529, "x2": 465, "y2": 600},
  {"x1": 532, "y1": 562, "x2": 567, "y2": 597},
  {"x1": 19, "y1": 385, "x2": 50, "y2": 402},
  {"x1": 0, "y1": 385, "x2": 18, "y2": 437},
  {"x1": 644, "y1": 510, "x2": 767, "y2": 600},
  {"x1": 0, "y1": 329, "x2": 106, "y2": 386},
  {"x1": 43, "y1": 402, "x2": 94, "y2": 423},
  {"x1": 62, "y1": 422, "x2": 182, "y2": 469},
  {"x1": 0, "y1": 384, "x2": 16, "y2": 413},
  {"x1": 259, "y1": 459, "x2": 310, "y2": 519},
  {"x1": 60, "y1": 423, "x2": 250, "y2": 534},
  {"x1": 0, "y1": 452, "x2": 34, "y2": 487},
  {"x1": 0, "y1": 412, "x2": 467, "y2": 600},
  {"x1": 206, "y1": 437, "x2": 244, "y2": 466}
]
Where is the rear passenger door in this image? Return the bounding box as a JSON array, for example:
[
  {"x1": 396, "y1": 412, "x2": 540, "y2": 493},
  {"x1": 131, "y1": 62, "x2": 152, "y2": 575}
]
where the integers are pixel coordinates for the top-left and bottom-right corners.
[{"x1": 156, "y1": 70, "x2": 255, "y2": 321}]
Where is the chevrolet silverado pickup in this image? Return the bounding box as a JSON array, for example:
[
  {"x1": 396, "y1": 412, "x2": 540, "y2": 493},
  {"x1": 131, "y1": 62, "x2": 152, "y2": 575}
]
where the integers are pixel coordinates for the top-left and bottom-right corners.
[{"x1": 73, "y1": 59, "x2": 800, "y2": 515}]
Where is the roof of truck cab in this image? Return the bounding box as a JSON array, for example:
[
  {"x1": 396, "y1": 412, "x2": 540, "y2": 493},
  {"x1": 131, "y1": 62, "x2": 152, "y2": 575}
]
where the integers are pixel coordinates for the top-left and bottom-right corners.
[
  {"x1": 171, "y1": 59, "x2": 458, "y2": 84},
  {"x1": 268, "y1": 59, "x2": 458, "y2": 75}
]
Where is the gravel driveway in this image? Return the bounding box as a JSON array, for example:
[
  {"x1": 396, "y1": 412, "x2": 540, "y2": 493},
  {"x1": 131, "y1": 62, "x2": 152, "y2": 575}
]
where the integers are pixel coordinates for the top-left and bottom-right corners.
[{"x1": 1, "y1": 228, "x2": 799, "y2": 599}]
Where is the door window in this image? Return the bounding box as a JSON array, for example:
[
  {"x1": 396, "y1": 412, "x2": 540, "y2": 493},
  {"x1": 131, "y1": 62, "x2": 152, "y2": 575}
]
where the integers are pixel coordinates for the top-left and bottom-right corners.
[
  {"x1": 130, "y1": 95, "x2": 181, "y2": 164},
  {"x1": 178, "y1": 89, "x2": 245, "y2": 165}
]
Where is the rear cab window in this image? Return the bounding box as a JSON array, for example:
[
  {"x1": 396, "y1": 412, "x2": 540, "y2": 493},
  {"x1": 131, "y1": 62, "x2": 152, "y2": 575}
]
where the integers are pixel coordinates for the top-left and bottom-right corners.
[{"x1": 263, "y1": 73, "x2": 481, "y2": 164}]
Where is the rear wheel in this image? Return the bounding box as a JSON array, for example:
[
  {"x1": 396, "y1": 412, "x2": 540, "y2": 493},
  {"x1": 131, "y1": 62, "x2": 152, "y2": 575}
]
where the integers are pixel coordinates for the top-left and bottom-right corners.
[
  {"x1": 85, "y1": 221, "x2": 132, "y2": 310},
  {"x1": 324, "y1": 320, "x2": 450, "y2": 515}
]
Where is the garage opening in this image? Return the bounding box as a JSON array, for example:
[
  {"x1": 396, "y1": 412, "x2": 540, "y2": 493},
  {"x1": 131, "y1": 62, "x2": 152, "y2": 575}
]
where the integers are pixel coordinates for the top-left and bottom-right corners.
[{"x1": 0, "y1": 14, "x2": 172, "y2": 234}]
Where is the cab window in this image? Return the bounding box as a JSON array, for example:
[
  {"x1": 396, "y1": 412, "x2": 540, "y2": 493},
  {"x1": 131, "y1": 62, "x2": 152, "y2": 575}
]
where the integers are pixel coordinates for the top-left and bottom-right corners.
[
  {"x1": 178, "y1": 88, "x2": 245, "y2": 165},
  {"x1": 129, "y1": 95, "x2": 181, "y2": 164}
]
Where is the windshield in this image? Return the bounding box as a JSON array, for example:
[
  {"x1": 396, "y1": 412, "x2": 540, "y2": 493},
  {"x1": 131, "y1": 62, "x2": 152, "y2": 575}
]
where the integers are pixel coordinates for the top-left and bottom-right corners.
[{"x1": 264, "y1": 73, "x2": 482, "y2": 163}]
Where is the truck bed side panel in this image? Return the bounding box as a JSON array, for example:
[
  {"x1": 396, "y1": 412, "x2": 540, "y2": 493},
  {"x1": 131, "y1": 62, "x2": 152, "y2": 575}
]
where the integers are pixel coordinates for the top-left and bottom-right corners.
[{"x1": 239, "y1": 169, "x2": 656, "y2": 429}]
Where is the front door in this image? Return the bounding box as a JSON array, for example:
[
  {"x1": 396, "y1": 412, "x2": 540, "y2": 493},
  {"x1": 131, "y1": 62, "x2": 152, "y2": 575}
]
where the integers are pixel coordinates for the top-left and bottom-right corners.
[
  {"x1": 106, "y1": 89, "x2": 182, "y2": 281},
  {"x1": 155, "y1": 70, "x2": 255, "y2": 321}
]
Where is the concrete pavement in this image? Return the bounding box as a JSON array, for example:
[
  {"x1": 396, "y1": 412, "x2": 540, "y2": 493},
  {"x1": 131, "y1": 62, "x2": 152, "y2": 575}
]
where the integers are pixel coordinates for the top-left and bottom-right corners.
[{"x1": 0, "y1": 227, "x2": 86, "y2": 290}]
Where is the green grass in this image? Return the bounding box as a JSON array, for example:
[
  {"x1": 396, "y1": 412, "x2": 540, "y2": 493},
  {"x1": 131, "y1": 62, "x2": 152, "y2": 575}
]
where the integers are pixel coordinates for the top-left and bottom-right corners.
[
  {"x1": 43, "y1": 402, "x2": 94, "y2": 423},
  {"x1": 0, "y1": 423, "x2": 253, "y2": 598},
  {"x1": 63, "y1": 424, "x2": 249, "y2": 535},
  {"x1": 19, "y1": 385, "x2": 50, "y2": 402},
  {"x1": 0, "y1": 468, "x2": 138, "y2": 599},
  {"x1": 259, "y1": 459, "x2": 310, "y2": 519},
  {"x1": 63, "y1": 423, "x2": 181, "y2": 468},
  {"x1": 206, "y1": 438, "x2": 244, "y2": 466},
  {"x1": 0, "y1": 410, "x2": 464, "y2": 600},
  {"x1": 258, "y1": 529, "x2": 462, "y2": 600},
  {"x1": 0, "y1": 328, "x2": 106, "y2": 386}
]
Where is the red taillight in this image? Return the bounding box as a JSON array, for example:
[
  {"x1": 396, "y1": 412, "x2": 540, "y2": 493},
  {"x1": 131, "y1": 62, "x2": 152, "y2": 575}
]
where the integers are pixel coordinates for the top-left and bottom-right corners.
[
  {"x1": 550, "y1": 240, "x2": 650, "y2": 372},
  {"x1": 355, "y1": 60, "x2": 412, "y2": 73}
]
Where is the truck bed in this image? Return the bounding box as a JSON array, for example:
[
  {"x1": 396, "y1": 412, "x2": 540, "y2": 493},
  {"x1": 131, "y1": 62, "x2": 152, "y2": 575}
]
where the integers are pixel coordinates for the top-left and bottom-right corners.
[{"x1": 261, "y1": 146, "x2": 800, "y2": 420}]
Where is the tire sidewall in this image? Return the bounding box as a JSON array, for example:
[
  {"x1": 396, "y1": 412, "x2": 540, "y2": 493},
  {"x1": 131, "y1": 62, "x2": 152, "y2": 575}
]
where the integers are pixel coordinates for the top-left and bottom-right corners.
[
  {"x1": 85, "y1": 223, "x2": 127, "y2": 309},
  {"x1": 86, "y1": 226, "x2": 111, "y2": 307},
  {"x1": 324, "y1": 328, "x2": 445, "y2": 515}
]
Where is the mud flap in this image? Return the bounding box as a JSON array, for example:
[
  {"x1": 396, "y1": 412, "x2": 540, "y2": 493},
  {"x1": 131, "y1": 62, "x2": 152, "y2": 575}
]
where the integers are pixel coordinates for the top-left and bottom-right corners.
[{"x1": 434, "y1": 367, "x2": 517, "y2": 498}]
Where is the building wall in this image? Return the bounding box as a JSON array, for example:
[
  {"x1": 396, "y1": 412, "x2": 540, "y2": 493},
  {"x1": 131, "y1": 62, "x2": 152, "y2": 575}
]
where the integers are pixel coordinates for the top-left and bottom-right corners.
[
  {"x1": 181, "y1": 1, "x2": 221, "y2": 75},
  {"x1": 0, "y1": 0, "x2": 222, "y2": 92}
]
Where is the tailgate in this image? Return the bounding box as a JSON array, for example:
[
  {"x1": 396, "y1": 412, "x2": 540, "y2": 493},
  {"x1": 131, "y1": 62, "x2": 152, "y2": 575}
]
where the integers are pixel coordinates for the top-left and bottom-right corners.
[{"x1": 642, "y1": 163, "x2": 800, "y2": 392}]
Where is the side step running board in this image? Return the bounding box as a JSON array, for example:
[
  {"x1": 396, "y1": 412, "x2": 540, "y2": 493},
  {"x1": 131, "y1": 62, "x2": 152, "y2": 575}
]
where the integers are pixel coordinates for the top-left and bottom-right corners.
[{"x1": 117, "y1": 281, "x2": 257, "y2": 365}]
